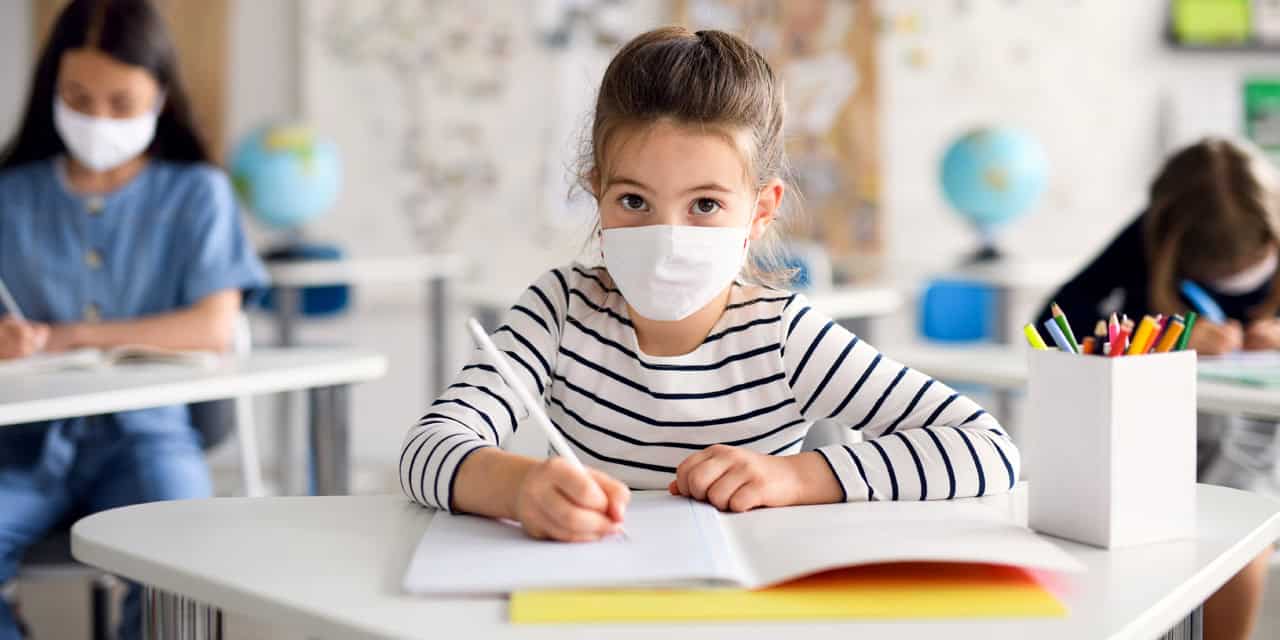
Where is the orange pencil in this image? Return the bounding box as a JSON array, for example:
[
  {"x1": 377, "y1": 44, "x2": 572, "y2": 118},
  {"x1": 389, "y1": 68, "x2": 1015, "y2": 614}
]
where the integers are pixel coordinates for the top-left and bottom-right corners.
[
  {"x1": 1143, "y1": 315, "x2": 1169, "y2": 354},
  {"x1": 1081, "y1": 336, "x2": 1096, "y2": 355},
  {"x1": 1154, "y1": 319, "x2": 1185, "y2": 353}
]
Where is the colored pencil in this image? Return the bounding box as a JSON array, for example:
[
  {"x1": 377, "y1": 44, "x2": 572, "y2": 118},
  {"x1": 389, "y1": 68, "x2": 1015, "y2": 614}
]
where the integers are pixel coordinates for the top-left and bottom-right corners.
[
  {"x1": 1023, "y1": 323, "x2": 1049, "y2": 350},
  {"x1": 1175, "y1": 311, "x2": 1198, "y2": 351},
  {"x1": 1050, "y1": 303, "x2": 1081, "y2": 353}
]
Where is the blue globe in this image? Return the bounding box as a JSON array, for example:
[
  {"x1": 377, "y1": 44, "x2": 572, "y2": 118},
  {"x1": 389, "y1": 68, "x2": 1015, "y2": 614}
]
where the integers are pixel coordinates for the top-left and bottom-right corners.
[
  {"x1": 230, "y1": 125, "x2": 342, "y2": 230},
  {"x1": 940, "y1": 128, "x2": 1048, "y2": 237}
]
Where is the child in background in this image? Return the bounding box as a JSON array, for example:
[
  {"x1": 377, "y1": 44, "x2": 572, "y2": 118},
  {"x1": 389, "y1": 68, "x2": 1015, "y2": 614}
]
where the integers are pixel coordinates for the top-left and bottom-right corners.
[
  {"x1": 0, "y1": 1, "x2": 265, "y2": 638},
  {"x1": 400, "y1": 27, "x2": 1019, "y2": 542},
  {"x1": 1038, "y1": 138, "x2": 1280, "y2": 640}
]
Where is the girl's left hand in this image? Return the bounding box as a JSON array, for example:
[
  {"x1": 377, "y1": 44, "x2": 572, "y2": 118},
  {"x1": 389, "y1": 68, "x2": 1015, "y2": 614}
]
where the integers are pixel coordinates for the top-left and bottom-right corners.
[
  {"x1": 669, "y1": 445, "x2": 843, "y2": 512},
  {"x1": 1244, "y1": 318, "x2": 1280, "y2": 351}
]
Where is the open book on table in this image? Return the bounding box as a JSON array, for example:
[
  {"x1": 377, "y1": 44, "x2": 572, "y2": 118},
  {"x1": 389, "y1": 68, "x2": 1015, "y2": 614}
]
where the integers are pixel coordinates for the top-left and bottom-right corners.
[
  {"x1": 1198, "y1": 351, "x2": 1280, "y2": 387},
  {"x1": 0, "y1": 346, "x2": 220, "y2": 377},
  {"x1": 403, "y1": 492, "x2": 1084, "y2": 595}
]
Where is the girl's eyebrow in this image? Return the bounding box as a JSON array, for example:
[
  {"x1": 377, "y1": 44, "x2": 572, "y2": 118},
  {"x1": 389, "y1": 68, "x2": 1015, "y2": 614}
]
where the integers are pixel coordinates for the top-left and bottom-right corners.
[
  {"x1": 606, "y1": 176, "x2": 652, "y2": 192},
  {"x1": 607, "y1": 176, "x2": 734, "y2": 195},
  {"x1": 683, "y1": 183, "x2": 733, "y2": 194}
]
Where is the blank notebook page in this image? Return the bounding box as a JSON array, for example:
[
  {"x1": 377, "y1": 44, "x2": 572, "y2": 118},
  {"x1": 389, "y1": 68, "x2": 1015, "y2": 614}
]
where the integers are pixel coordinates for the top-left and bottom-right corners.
[{"x1": 403, "y1": 492, "x2": 739, "y2": 595}]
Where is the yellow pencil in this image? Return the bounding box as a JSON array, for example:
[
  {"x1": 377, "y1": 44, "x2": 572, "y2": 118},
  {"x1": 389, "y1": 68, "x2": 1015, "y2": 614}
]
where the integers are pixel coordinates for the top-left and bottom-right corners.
[
  {"x1": 1023, "y1": 323, "x2": 1049, "y2": 350},
  {"x1": 1127, "y1": 315, "x2": 1156, "y2": 356}
]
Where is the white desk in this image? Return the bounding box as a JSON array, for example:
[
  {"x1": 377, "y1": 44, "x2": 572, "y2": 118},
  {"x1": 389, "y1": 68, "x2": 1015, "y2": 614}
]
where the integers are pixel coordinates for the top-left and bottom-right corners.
[
  {"x1": 264, "y1": 254, "x2": 465, "y2": 393},
  {"x1": 0, "y1": 348, "x2": 388, "y2": 495},
  {"x1": 72, "y1": 485, "x2": 1280, "y2": 640},
  {"x1": 265, "y1": 255, "x2": 464, "y2": 493},
  {"x1": 886, "y1": 343, "x2": 1280, "y2": 420},
  {"x1": 908, "y1": 257, "x2": 1078, "y2": 343},
  {"x1": 462, "y1": 284, "x2": 904, "y2": 334}
]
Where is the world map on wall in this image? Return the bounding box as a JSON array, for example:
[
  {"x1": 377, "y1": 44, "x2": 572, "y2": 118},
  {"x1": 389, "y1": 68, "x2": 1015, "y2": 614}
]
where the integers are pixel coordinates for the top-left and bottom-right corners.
[{"x1": 303, "y1": 0, "x2": 880, "y2": 281}]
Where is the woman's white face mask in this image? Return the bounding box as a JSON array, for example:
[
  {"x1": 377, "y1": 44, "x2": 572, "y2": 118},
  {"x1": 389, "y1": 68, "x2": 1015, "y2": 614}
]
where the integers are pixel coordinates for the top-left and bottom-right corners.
[
  {"x1": 53, "y1": 96, "x2": 160, "y2": 172},
  {"x1": 601, "y1": 222, "x2": 751, "y2": 322},
  {"x1": 1209, "y1": 249, "x2": 1279, "y2": 294}
]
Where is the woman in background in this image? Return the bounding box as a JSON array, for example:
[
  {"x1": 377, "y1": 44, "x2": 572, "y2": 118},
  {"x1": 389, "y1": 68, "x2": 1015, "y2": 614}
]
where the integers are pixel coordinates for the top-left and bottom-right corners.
[
  {"x1": 1039, "y1": 138, "x2": 1280, "y2": 640},
  {"x1": 0, "y1": 1, "x2": 265, "y2": 638}
]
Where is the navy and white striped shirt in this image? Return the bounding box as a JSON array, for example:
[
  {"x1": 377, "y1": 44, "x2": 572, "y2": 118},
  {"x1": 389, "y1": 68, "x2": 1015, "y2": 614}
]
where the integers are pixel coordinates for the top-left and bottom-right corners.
[{"x1": 399, "y1": 265, "x2": 1020, "y2": 511}]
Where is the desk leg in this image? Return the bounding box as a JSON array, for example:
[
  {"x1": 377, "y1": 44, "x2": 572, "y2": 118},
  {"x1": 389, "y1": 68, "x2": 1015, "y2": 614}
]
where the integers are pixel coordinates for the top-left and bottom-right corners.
[
  {"x1": 142, "y1": 586, "x2": 222, "y2": 640},
  {"x1": 1158, "y1": 604, "x2": 1203, "y2": 640},
  {"x1": 274, "y1": 286, "x2": 303, "y2": 495},
  {"x1": 308, "y1": 384, "x2": 351, "y2": 495},
  {"x1": 992, "y1": 285, "x2": 1018, "y2": 439},
  {"x1": 427, "y1": 276, "x2": 449, "y2": 396}
]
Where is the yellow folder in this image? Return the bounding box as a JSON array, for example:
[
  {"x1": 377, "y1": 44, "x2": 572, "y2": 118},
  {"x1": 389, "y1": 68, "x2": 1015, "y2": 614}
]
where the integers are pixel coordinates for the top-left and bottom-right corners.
[{"x1": 510, "y1": 562, "x2": 1066, "y2": 624}]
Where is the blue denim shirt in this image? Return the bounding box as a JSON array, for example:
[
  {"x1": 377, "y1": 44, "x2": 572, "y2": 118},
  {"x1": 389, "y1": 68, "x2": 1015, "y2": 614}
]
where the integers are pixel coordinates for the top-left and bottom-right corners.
[{"x1": 0, "y1": 158, "x2": 267, "y2": 470}]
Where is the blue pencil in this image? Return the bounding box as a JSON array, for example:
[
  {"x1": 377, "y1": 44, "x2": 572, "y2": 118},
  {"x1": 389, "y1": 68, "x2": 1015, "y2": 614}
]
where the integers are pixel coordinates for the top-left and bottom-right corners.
[
  {"x1": 1179, "y1": 280, "x2": 1227, "y2": 324},
  {"x1": 1043, "y1": 318, "x2": 1075, "y2": 353}
]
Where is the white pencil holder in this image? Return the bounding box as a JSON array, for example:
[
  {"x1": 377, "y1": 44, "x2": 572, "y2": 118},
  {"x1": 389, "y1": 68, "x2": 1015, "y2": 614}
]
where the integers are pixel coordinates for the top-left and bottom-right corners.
[{"x1": 1026, "y1": 349, "x2": 1197, "y2": 549}]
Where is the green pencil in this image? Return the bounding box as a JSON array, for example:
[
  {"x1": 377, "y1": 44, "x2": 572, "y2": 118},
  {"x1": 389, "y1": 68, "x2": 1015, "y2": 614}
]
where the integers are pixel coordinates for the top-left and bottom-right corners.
[
  {"x1": 1050, "y1": 303, "x2": 1080, "y2": 353},
  {"x1": 1175, "y1": 311, "x2": 1197, "y2": 351}
]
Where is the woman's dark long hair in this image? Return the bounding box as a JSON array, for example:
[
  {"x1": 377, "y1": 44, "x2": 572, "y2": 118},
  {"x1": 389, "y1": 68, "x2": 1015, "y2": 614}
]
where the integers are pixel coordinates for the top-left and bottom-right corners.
[{"x1": 0, "y1": 0, "x2": 210, "y2": 170}]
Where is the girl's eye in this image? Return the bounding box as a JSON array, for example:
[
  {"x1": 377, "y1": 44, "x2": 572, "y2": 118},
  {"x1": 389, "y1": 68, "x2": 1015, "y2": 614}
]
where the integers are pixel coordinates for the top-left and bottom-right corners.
[
  {"x1": 619, "y1": 194, "x2": 648, "y2": 212},
  {"x1": 691, "y1": 198, "x2": 722, "y2": 216}
]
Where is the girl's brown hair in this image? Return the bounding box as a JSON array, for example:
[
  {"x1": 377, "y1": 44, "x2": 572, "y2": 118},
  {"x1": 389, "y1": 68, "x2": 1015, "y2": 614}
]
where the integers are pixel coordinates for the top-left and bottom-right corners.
[
  {"x1": 1145, "y1": 137, "x2": 1280, "y2": 318},
  {"x1": 579, "y1": 26, "x2": 795, "y2": 288}
]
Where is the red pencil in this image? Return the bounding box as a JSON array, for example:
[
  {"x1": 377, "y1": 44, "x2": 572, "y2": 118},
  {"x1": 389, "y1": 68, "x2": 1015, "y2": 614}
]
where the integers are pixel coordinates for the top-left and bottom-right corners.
[{"x1": 1109, "y1": 319, "x2": 1134, "y2": 357}]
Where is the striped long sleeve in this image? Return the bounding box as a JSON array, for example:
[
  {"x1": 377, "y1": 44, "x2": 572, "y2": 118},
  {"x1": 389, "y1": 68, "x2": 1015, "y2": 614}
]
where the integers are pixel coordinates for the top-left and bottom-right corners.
[
  {"x1": 398, "y1": 269, "x2": 569, "y2": 510},
  {"x1": 400, "y1": 266, "x2": 1020, "y2": 511},
  {"x1": 784, "y1": 296, "x2": 1021, "y2": 501}
]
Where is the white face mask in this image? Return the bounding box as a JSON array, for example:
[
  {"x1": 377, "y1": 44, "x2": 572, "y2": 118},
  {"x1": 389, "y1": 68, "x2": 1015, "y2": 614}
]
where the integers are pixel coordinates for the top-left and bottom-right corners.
[
  {"x1": 53, "y1": 97, "x2": 159, "y2": 172},
  {"x1": 601, "y1": 224, "x2": 750, "y2": 322},
  {"x1": 1209, "y1": 250, "x2": 1279, "y2": 294}
]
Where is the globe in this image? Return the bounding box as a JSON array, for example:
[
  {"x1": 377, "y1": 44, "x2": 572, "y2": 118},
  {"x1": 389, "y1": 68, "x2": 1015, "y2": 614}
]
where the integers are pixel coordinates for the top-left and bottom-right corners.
[
  {"x1": 940, "y1": 128, "x2": 1048, "y2": 260},
  {"x1": 230, "y1": 124, "x2": 342, "y2": 230}
]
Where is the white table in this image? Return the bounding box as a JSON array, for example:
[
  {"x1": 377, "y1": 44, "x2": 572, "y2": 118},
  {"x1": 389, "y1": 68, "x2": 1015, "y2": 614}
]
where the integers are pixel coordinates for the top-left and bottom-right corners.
[
  {"x1": 71, "y1": 484, "x2": 1280, "y2": 640},
  {"x1": 264, "y1": 255, "x2": 465, "y2": 393},
  {"x1": 900, "y1": 257, "x2": 1078, "y2": 343},
  {"x1": 0, "y1": 348, "x2": 388, "y2": 495},
  {"x1": 265, "y1": 255, "x2": 464, "y2": 493},
  {"x1": 886, "y1": 343, "x2": 1280, "y2": 420},
  {"x1": 462, "y1": 284, "x2": 904, "y2": 335}
]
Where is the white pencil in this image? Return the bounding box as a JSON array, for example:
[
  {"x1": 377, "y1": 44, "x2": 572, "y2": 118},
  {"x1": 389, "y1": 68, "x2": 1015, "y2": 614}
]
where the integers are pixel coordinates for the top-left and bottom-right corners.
[
  {"x1": 466, "y1": 318, "x2": 582, "y2": 468},
  {"x1": 0, "y1": 276, "x2": 25, "y2": 323},
  {"x1": 466, "y1": 318, "x2": 627, "y2": 538}
]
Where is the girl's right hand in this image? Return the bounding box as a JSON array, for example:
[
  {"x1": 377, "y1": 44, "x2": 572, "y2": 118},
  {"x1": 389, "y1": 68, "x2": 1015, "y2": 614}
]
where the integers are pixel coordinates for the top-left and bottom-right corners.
[
  {"x1": 1187, "y1": 319, "x2": 1243, "y2": 355},
  {"x1": 0, "y1": 318, "x2": 49, "y2": 360},
  {"x1": 514, "y1": 457, "x2": 630, "y2": 542}
]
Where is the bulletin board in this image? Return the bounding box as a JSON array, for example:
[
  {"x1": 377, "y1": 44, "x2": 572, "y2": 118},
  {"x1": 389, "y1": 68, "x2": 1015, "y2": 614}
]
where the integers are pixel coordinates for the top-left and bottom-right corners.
[
  {"x1": 31, "y1": 0, "x2": 230, "y2": 160},
  {"x1": 676, "y1": 0, "x2": 883, "y2": 280}
]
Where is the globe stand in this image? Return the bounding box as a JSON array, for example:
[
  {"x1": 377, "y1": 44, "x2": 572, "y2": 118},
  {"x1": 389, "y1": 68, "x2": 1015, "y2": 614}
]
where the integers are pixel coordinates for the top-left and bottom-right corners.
[
  {"x1": 966, "y1": 244, "x2": 1003, "y2": 263},
  {"x1": 962, "y1": 224, "x2": 1004, "y2": 264}
]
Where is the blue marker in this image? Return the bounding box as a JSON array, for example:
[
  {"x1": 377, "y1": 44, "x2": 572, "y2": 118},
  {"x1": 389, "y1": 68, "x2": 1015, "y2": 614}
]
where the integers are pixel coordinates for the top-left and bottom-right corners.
[
  {"x1": 1043, "y1": 318, "x2": 1075, "y2": 353},
  {"x1": 1179, "y1": 280, "x2": 1227, "y2": 324}
]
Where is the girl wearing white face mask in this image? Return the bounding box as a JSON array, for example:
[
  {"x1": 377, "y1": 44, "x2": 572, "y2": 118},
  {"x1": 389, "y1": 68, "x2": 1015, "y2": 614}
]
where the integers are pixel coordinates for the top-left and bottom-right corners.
[
  {"x1": 400, "y1": 27, "x2": 1018, "y2": 546},
  {"x1": 1039, "y1": 138, "x2": 1280, "y2": 640},
  {"x1": 0, "y1": 2, "x2": 265, "y2": 638}
]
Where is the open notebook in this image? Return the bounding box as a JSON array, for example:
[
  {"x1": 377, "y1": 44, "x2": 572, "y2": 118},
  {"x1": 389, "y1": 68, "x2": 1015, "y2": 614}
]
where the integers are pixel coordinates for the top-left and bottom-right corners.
[
  {"x1": 403, "y1": 492, "x2": 1084, "y2": 595},
  {"x1": 0, "y1": 346, "x2": 220, "y2": 377},
  {"x1": 1198, "y1": 352, "x2": 1280, "y2": 387}
]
